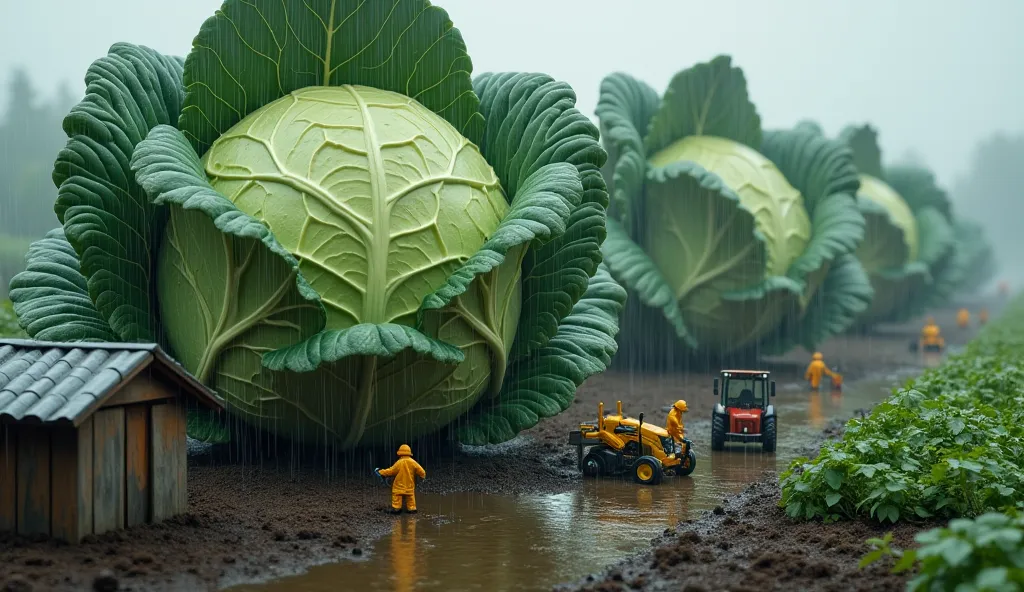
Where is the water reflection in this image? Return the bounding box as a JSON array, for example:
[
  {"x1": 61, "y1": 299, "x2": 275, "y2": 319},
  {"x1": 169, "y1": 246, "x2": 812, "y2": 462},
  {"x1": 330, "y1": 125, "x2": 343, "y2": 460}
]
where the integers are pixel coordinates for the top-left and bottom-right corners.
[{"x1": 391, "y1": 518, "x2": 417, "y2": 592}]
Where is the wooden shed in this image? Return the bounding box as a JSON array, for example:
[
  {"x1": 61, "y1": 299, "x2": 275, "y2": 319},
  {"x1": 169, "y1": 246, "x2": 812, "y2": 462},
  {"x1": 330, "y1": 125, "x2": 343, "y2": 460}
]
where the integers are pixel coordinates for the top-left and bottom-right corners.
[{"x1": 0, "y1": 339, "x2": 223, "y2": 542}]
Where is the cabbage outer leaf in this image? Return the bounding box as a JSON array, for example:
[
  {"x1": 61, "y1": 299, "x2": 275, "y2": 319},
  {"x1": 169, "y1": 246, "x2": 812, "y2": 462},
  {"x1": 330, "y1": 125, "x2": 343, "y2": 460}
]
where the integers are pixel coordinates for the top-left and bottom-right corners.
[
  {"x1": 456, "y1": 263, "x2": 625, "y2": 445},
  {"x1": 416, "y1": 161, "x2": 581, "y2": 398},
  {"x1": 643, "y1": 160, "x2": 801, "y2": 350},
  {"x1": 452, "y1": 72, "x2": 617, "y2": 444},
  {"x1": 180, "y1": 0, "x2": 483, "y2": 155},
  {"x1": 839, "y1": 124, "x2": 884, "y2": 178},
  {"x1": 764, "y1": 253, "x2": 873, "y2": 353},
  {"x1": 131, "y1": 125, "x2": 325, "y2": 440},
  {"x1": 472, "y1": 72, "x2": 609, "y2": 359},
  {"x1": 8, "y1": 229, "x2": 117, "y2": 342},
  {"x1": 600, "y1": 219, "x2": 693, "y2": 347},
  {"x1": 595, "y1": 72, "x2": 660, "y2": 230},
  {"x1": 759, "y1": 128, "x2": 870, "y2": 349},
  {"x1": 53, "y1": 43, "x2": 185, "y2": 343},
  {"x1": 644, "y1": 55, "x2": 762, "y2": 156}
]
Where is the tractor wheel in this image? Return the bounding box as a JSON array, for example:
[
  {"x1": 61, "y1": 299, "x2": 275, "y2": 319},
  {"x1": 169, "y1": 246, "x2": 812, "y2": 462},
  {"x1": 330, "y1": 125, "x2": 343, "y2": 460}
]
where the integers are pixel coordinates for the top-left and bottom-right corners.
[
  {"x1": 633, "y1": 456, "x2": 663, "y2": 485},
  {"x1": 582, "y1": 449, "x2": 606, "y2": 477},
  {"x1": 676, "y1": 450, "x2": 697, "y2": 477},
  {"x1": 762, "y1": 416, "x2": 777, "y2": 453},
  {"x1": 711, "y1": 413, "x2": 726, "y2": 451}
]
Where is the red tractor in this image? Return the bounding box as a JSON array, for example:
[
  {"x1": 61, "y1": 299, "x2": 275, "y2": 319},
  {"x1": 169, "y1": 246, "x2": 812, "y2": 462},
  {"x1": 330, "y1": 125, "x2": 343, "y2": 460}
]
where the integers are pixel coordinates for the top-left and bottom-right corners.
[{"x1": 710, "y1": 370, "x2": 777, "y2": 453}]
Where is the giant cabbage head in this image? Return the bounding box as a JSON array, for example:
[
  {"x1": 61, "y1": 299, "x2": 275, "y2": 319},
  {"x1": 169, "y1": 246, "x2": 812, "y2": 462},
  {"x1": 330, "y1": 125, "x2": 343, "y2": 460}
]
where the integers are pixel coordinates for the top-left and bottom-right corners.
[
  {"x1": 837, "y1": 124, "x2": 957, "y2": 324},
  {"x1": 7, "y1": 0, "x2": 625, "y2": 448},
  {"x1": 597, "y1": 56, "x2": 872, "y2": 357}
]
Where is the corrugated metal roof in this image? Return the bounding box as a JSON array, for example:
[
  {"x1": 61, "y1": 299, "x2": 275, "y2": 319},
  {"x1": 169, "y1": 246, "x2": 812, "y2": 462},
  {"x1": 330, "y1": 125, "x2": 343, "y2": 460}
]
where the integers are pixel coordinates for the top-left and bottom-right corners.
[{"x1": 0, "y1": 339, "x2": 222, "y2": 425}]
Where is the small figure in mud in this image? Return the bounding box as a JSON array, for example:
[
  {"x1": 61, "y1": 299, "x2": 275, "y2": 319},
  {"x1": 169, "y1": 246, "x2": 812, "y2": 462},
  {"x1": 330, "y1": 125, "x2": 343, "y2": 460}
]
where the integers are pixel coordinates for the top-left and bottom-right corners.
[
  {"x1": 999, "y1": 280, "x2": 1010, "y2": 298},
  {"x1": 804, "y1": 352, "x2": 839, "y2": 390},
  {"x1": 375, "y1": 444, "x2": 426, "y2": 515},
  {"x1": 666, "y1": 400, "x2": 688, "y2": 443},
  {"x1": 957, "y1": 308, "x2": 970, "y2": 329},
  {"x1": 919, "y1": 317, "x2": 945, "y2": 352},
  {"x1": 979, "y1": 308, "x2": 989, "y2": 325}
]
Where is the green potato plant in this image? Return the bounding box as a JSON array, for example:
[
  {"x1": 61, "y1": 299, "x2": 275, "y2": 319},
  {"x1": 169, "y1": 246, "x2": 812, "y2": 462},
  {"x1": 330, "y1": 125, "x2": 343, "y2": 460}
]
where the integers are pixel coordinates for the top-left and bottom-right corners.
[{"x1": 781, "y1": 294, "x2": 1024, "y2": 524}]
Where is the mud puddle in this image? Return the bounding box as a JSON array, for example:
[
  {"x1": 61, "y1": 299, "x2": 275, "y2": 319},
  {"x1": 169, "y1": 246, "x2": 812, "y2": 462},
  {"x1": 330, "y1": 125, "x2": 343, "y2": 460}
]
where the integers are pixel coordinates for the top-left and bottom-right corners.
[{"x1": 230, "y1": 372, "x2": 916, "y2": 592}]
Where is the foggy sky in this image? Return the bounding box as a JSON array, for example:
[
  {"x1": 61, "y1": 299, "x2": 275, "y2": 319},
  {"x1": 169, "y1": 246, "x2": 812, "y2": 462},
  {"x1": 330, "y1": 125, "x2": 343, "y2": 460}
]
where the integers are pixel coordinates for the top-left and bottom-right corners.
[{"x1": 2, "y1": 0, "x2": 1022, "y2": 189}]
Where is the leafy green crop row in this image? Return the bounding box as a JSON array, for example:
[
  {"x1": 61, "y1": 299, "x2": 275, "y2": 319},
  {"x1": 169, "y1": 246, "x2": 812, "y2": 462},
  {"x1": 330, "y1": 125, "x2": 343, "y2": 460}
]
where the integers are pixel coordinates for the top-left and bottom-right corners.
[
  {"x1": 781, "y1": 294, "x2": 1024, "y2": 524},
  {"x1": 862, "y1": 513, "x2": 1024, "y2": 592}
]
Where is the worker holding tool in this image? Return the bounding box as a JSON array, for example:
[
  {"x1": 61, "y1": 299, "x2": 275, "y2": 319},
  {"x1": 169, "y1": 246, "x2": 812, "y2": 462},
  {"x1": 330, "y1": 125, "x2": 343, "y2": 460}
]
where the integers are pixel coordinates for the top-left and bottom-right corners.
[
  {"x1": 666, "y1": 400, "x2": 688, "y2": 443},
  {"x1": 375, "y1": 444, "x2": 426, "y2": 514},
  {"x1": 804, "y1": 352, "x2": 840, "y2": 390},
  {"x1": 979, "y1": 308, "x2": 989, "y2": 325},
  {"x1": 957, "y1": 308, "x2": 970, "y2": 329}
]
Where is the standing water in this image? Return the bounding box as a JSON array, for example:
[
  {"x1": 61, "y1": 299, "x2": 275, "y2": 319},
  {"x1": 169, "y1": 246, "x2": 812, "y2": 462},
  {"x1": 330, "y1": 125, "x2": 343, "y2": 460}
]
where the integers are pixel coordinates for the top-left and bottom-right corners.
[{"x1": 231, "y1": 373, "x2": 914, "y2": 592}]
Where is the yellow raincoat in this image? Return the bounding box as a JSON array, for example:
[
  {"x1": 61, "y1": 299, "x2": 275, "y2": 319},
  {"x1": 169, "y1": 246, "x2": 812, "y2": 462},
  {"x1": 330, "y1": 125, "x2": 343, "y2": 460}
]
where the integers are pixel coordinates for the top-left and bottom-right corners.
[
  {"x1": 805, "y1": 352, "x2": 837, "y2": 389},
  {"x1": 666, "y1": 400, "x2": 687, "y2": 442},
  {"x1": 379, "y1": 445, "x2": 426, "y2": 511},
  {"x1": 957, "y1": 308, "x2": 970, "y2": 328}
]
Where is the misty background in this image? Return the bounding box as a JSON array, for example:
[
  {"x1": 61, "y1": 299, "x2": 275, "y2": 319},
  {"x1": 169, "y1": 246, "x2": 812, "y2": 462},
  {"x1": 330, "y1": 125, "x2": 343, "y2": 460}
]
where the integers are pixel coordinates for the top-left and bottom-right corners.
[{"x1": 1, "y1": 0, "x2": 1022, "y2": 292}]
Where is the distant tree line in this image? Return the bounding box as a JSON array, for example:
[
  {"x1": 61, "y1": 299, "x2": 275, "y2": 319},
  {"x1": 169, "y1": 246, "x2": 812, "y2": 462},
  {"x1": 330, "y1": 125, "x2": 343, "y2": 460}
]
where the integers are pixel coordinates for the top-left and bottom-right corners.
[
  {"x1": 0, "y1": 69, "x2": 77, "y2": 294},
  {"x1": 953, "y1": 133, "x2": 1024, "y2": 288}
]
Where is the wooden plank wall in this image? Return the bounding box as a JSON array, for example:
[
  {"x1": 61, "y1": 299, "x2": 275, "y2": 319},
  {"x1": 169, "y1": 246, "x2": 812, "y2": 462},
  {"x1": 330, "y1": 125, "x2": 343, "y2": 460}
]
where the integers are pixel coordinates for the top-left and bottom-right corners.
[
  {"x1": 125, "y1": 405, "x2": 149, "y2": 527},
  {"x1": 50, "y1": 426, "x2": 82, "y2": 542},
  {"x1": 151, "y1": 400, "x2": 186, "y2": 521},
  {"x1": 0, "y1": 425, "x2": 15, "y2": 532},
  {"x1": 93, "y1": 407, "x2": 125, "y2": 535},
  {"x1": 16, "y1": 426, "x2": 50, "y2": 536},
  {"x1": 0, "y1": 371, "x2": 195, "y2": 542}
]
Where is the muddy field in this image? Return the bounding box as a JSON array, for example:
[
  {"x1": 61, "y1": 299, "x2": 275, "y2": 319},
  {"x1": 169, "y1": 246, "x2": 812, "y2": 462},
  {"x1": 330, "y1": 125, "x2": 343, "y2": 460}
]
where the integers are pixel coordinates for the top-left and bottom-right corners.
[{"x1": 0, "y1": 306, "x2": 986, "y2": 591}]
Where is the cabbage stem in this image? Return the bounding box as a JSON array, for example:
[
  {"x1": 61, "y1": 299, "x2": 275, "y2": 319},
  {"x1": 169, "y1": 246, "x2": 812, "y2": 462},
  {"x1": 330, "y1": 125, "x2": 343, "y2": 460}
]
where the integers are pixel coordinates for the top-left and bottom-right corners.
[{"x1": 344, "y1": 355, "x2": 378, "y2": 448}]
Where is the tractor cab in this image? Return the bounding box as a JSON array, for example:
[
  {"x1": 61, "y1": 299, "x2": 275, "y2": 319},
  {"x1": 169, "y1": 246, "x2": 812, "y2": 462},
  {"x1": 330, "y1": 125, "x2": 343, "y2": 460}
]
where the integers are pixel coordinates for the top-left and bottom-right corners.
[{"x1": 710, "y1": 370, "x2": 777, "y2": 452}]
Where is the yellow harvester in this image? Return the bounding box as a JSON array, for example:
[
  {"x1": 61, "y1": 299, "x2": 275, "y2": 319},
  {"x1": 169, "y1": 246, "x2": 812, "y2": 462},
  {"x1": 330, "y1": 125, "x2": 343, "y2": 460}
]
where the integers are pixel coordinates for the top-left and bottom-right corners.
[{"x1": 568, "y1": 401, "x2": 696, "y2": 485}]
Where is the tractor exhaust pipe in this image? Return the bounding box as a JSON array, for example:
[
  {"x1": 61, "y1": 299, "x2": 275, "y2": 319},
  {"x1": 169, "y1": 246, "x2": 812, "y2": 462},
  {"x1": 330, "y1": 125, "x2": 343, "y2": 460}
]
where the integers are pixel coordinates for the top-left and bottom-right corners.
[
  {"x1": 598, "y1": 401, "x2": 604, "y2": 431},
  {"x1": 617, "y1": 400, "x2": 623, "y2": 416}
]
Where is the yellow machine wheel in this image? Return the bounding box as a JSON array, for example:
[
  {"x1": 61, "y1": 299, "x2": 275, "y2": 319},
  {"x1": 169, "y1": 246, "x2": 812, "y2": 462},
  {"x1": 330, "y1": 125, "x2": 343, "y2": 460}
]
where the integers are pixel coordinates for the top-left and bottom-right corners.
[{"x1": 633, "y1": 456, "x2": 663, "y2": 485}]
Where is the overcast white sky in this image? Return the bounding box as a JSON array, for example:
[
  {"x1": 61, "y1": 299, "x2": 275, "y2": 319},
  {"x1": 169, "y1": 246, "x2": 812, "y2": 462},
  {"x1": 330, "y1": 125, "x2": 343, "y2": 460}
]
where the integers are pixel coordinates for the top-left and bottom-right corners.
[{"x1": 2, "y1": 0, "x2": 1022, "y2": 187}]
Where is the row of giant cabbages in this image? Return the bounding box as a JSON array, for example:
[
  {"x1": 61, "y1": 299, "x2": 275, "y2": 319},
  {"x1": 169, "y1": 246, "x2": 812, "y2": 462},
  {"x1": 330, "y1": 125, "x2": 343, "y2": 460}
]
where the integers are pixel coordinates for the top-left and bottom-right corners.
[
  {"x1": 596, "y1": 56, "x2": 996, "y2": 361},
  {"x1": 7, "y1": 2, "x2": 995, "y2": 450}
]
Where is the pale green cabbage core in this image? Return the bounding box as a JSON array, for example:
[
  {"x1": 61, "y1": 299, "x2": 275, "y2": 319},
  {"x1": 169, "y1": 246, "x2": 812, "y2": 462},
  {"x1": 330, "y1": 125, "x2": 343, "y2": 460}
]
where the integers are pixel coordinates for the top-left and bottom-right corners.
[
  {"x1": 642, "y1": 135, "x2": 811, "y2": 349},
  {"x1": 648, "y1": 136, "x2": 810, "y2": 277},
  {"x1": 204, "y1": 85, "x2": 513, "y2": 329},
  {"x1": 858, "y1": 174, "x2": 918, "y2": 263},
  {"x1": 162, "y1": 85, "x2": 525, "y2": 443}
]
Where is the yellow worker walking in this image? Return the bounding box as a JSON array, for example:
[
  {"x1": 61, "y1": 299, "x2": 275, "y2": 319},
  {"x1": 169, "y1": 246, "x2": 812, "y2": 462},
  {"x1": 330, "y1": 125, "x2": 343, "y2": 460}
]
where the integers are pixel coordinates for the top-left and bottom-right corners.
[
  {"x1": 919, "y1": 317, "x2": 945, "y2": 351},
  {"x1": 805, "y1": 352, "x2": 839, "y2": 390},
  {"x1": 666, "y1": 400, "x2": 688, "y2": 442},
  {"x1": 376, "y1": 444, "x2": 426, "y2": 514},
  {"x1": 957, "y1": 308, "x2": 970, "y2": 328}
]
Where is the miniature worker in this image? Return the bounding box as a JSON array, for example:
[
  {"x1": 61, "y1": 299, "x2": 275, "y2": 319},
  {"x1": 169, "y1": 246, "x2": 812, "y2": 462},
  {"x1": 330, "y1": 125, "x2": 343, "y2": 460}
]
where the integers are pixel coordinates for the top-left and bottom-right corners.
[
  {"x1": 920, "y1": 317, "x2": 944, "y2": 349},
  {"x1": 804, "y1": 352, "x2": 838, "y2": 390},
  {"x1": 979, "y1": 308, "x2": 989, "y2": 325},
  {"x1": 666, "y1": 400, "x2": 688, "y2": 443},
  {"x1": 376, "y1": 444, "x2": 426, "y2": 514},
  {"x1": 957, "y1": 308, "x2": 970, "y2": 328},
  {"x1": 999, "y1": 281, "x2": 1010, "y2": 297}
]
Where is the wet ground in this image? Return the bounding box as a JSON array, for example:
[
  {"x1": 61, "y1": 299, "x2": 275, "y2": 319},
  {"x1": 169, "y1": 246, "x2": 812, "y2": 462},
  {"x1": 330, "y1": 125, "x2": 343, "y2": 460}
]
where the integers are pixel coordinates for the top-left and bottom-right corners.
[
  {"x1": 228, "y1": 372, "x2": 914, "y2": 592},
  {"x1": 0, "y1": 304, "x2": 988, "y2": 591}
]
